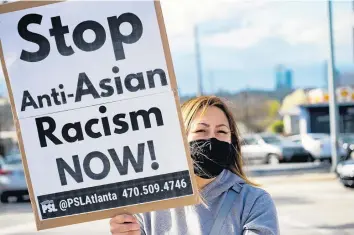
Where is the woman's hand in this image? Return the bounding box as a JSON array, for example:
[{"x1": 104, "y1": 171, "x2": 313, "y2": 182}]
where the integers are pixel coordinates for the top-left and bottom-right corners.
[{"x1": 110, "y1": 214, "x2": 141, "y2": 235}]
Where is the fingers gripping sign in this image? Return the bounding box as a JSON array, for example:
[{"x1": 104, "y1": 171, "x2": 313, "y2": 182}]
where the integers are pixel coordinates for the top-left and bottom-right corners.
[{"x1": 110, "y1": 214, "x2": 141, "y2": 235}]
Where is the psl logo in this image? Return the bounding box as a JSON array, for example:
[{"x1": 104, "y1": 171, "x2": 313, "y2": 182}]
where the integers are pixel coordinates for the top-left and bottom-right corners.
[{"x1": 40, "y1": 200, "x2": 58, "y2": 214}]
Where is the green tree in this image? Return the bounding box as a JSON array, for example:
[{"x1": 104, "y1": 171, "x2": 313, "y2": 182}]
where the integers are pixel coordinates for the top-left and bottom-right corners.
[
  {"x1": 269, "y1": 120, "x2": 284, "y2": 134},
  {"x1": 267, "y1": 100, "x2": 281, "y2": 118}
]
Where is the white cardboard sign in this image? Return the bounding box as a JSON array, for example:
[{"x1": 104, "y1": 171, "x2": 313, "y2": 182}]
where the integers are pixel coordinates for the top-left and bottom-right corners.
[{"x1": 0, "y1": 0, "x2": 198, "y2": 230}]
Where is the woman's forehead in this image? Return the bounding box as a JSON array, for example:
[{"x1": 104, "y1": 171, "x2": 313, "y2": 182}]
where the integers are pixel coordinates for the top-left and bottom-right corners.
[{"x1": 192, "y1": 106, "x2": 229, "y2": 126}]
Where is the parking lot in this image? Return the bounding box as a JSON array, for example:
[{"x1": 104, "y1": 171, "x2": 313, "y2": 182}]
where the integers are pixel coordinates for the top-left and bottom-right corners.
[{"x1": 1, "y1": 172, "x2": 353, "y2": 235}]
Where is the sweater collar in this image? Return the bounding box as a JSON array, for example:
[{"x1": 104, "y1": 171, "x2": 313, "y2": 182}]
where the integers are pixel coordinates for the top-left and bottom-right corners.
[{"x1": 200, "y1": 169, "x2": 245, "y2": 202}]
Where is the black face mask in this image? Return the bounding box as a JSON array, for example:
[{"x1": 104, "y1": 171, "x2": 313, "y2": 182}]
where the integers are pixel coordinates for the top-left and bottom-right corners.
[{"x1": 189, "y1": 138, "x2": 235, "y2": 179}]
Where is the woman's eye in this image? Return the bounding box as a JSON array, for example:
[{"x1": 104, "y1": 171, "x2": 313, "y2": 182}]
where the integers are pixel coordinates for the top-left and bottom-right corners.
[
  {"x1": 195, "y1": 130, "x2": 205, "y2": 133},
  {"x1": 218, "y1": 130, "x2": 228, "y2": 134}
]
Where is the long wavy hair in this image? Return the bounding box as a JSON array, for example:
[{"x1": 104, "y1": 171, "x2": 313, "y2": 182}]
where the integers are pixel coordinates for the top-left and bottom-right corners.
[{"x1": 181, "y1": 95, "x2": 258, "y2": 186}]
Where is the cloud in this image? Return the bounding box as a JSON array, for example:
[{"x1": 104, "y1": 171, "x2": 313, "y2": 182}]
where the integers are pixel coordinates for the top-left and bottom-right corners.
[
  {"x1": 160, "y1": 0, "x2": 267, "y2": 53},
  {"x1": 161, "y1": 0, "x2": 266, "y2": 36},
  {"x1": 201, "y1": 1, "x2": 352, "y2": 53},
  {"x1": 203, "y1": 24, "x2": 270, "y2": 50}
]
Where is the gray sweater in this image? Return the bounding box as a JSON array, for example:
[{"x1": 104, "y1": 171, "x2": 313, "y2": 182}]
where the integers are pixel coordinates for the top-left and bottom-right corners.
[{"x1": 135, "y1": 170, "x2": 279, "y2": 235}]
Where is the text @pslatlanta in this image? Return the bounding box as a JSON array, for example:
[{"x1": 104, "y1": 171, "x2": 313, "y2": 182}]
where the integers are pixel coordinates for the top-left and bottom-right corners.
[{"x1": 56, "y1": 178, "x2": 188, "y2": 211}]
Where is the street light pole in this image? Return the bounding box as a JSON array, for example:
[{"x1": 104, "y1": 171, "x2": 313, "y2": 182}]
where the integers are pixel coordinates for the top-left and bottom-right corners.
[
  {"x1": 194, "y1": 25, "x2": 203, "y2": 96},
  {"x1": 327, "y1": 0, "x2": 340, "y2": 172}
]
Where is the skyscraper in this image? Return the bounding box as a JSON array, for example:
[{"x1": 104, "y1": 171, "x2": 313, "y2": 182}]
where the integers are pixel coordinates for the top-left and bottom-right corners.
[
  {"x1": 284, "y1": 69, "x2": 293, "y2": 89},
  {"x1": 275, "y1": 65, "x2": 284, "y2": 90},
  {"x1": 275, "y1": 65, "x2": 293, "y2": 91}
]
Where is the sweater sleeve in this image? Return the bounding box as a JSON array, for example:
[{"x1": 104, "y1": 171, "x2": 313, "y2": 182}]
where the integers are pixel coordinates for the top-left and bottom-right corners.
[
  {"x1": 134, "y1": 213, "x2": 147, "y2": 235},
  {"x1": 242, "y1": 192, "x2": 280, "y2": 235}
]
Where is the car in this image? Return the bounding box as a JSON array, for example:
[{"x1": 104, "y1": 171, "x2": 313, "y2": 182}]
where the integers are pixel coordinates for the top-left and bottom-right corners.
[
  {"x1": 0, "y1": 154, "x2": 28, "y2": 203},
  {"x1": 240, "y1": 133, "x2": 312, "y2": 165},
  {"x1": 336, "y1": 159, "x2": 354, "y2": 188},
  {"x1": 339, "y1": 134, "x2": 354, "y2": 161},
  {"x1": 286, "y1": 133, "x2": 347, "y2": 162}
]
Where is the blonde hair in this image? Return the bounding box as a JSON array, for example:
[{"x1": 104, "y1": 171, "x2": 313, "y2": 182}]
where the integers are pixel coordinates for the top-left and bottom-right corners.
[{"x1": 181, "y1": 95, "x2": 258, "y2": 187}]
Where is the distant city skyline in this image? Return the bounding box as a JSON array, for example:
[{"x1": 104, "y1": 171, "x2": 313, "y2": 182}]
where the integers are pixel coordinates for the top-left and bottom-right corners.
[
  {"x1": 162, "y1": 0, "x2": 354, "y2": 96},
  {"x1": 1, "y1": 0, "x2": 354, "y2": 97},
  {"x1": 275, "y1": 65, "x2": 293, "y2": 91}
]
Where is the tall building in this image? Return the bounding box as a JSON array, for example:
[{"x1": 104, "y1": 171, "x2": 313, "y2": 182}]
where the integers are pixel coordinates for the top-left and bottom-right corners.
[
  {"x1": 275, "y1": 65, "x2": 293, "y2": 91},
  {"x1": 284, "y1": 69, "x2": 293, "y2": 89},
  {"x1": 275, "y1": 65, "x2": 284, "y2": 90}
]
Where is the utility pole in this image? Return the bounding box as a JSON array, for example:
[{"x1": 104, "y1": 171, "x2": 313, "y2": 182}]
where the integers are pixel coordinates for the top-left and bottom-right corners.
[
  {"x1": 327, "y1": 0, "x2": 340, "y2": 172},
  {"x1": 194, "y1": 25, "x2": 203, "y2": 96}
]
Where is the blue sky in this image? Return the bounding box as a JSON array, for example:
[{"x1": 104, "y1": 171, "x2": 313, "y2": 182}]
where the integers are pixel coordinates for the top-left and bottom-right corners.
[
  {"x1": 160, "y1": 0, "x2": 354, "y2": 96},
  {"x1": 1, "y1": 0, "x2": 354, "y2": 97}
]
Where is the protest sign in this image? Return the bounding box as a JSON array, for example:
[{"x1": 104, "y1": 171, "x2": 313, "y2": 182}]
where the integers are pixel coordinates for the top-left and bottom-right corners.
[{"x1": 0, "y1": 0, "x2": 198, "y2": 230}]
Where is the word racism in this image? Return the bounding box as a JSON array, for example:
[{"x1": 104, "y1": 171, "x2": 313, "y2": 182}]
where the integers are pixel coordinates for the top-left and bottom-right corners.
[
  {"x1": 21, "y1": 66, "x2": 168, "y2": 111},
  {"x1": 35, "y1": 105, "x2": 164, "y2": 148}
]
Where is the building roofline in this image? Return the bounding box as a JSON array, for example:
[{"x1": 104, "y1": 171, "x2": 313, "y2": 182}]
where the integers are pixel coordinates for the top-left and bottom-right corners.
[{"x1": 299, "y1": 102, "x2": 354, "y2": 108}]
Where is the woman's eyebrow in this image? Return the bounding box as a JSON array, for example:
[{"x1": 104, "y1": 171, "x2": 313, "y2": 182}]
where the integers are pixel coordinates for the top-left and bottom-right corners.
[
  {"x1": 216, "y1": 124, "x2": 230, "y2": 129},
  {"x1": 197, "y1": 123, "x2": 209, "y2": 127}
]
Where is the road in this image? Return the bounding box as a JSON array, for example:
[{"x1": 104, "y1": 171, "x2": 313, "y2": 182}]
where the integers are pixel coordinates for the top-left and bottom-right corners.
[
  {"x1": 255, "y1": 173, "x2": 354, "y2": 235},
  {"x1": 1, "y1": 173, "x2": 353, "y2": 235}
]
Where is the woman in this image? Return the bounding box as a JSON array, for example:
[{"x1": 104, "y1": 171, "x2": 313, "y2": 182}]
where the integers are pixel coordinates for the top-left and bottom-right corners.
[{"x1": 110, "y1": 96, "x2": 279, "y2": 235}]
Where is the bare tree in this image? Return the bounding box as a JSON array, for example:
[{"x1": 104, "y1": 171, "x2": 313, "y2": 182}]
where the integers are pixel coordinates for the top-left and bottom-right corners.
[
  {"x1": 224, "y1": 93, "x2": 280, "y2": 133},
  {"x1": 0, "y1": 101, "x2": 14, "y2": 132}
]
